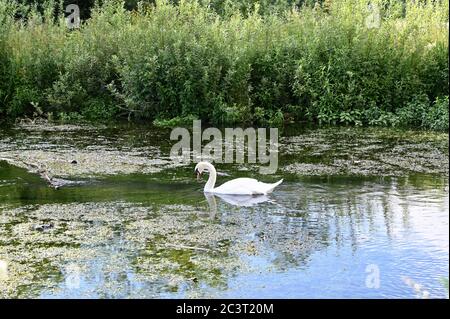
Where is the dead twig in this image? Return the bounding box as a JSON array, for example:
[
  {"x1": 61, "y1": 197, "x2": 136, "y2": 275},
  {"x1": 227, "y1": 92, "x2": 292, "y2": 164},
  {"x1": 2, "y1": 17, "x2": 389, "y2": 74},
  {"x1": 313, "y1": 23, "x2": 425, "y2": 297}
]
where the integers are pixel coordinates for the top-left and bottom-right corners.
[{"x1": 0, "y1": 156, "x2": 59, "y2": 189}]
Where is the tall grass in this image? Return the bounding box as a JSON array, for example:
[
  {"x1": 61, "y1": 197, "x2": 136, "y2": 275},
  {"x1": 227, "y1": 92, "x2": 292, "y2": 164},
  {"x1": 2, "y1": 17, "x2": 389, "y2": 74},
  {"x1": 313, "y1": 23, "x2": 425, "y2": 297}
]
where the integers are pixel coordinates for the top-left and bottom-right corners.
[{"x1": 0, "y1": 0, "x2": 448, "y2": 130}]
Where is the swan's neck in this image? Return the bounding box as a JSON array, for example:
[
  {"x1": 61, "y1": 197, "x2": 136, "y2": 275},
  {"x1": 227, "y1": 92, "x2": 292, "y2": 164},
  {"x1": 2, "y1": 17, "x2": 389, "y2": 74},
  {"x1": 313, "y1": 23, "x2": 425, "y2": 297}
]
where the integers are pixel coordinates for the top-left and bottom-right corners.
[{"x1": 204, "y1": 163, "x2": 217, "y2": 192}]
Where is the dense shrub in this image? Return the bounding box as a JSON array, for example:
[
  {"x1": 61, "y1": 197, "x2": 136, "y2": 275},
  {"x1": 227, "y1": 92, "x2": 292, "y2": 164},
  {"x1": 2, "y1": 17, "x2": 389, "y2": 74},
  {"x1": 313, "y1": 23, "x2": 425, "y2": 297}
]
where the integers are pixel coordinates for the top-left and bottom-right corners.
[
  {"x1": 0, "y1": 0, "x2": 448, "y2": 130},
  {"x1": 423, "y1": 96, "x2": 449, "y2": 131}
]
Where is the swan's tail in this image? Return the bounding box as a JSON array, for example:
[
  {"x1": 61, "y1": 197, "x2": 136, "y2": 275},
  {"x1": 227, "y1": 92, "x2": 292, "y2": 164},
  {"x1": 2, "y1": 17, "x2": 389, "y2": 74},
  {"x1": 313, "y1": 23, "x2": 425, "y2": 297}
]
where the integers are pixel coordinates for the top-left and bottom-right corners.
[{"x1": 265, "y1": 179, "x2": 283, "y2": 194}]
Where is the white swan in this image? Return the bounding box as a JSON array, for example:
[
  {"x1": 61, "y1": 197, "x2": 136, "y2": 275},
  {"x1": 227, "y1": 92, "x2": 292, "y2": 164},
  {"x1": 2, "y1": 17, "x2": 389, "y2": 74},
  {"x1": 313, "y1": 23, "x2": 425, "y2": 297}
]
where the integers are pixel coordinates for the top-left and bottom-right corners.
[{"x1": 194, "y1": 161, "x2": 283, "y2": 195}]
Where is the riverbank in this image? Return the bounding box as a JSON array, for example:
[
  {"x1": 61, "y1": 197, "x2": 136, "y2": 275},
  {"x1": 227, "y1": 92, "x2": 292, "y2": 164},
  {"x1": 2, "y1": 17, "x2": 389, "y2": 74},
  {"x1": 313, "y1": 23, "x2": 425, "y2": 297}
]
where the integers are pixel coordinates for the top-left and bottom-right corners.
[{"x1": 0, "y1": 0, "x2": 448, "y2": 130}]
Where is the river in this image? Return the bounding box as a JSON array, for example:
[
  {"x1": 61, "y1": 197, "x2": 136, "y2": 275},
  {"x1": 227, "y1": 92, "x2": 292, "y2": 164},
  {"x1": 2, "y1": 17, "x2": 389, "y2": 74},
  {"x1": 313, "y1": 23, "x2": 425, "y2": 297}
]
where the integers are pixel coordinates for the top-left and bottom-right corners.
[{"x1": 0, "y1": 123, "x2": 448, "y2": 298}]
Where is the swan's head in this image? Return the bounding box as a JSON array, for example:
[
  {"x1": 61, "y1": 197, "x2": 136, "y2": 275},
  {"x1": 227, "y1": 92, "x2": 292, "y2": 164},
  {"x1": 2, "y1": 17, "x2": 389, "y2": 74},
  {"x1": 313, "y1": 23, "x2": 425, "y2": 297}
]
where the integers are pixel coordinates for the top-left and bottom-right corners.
[{"x1": 194, "y1": 161, "x2": 211, "y2": 179}]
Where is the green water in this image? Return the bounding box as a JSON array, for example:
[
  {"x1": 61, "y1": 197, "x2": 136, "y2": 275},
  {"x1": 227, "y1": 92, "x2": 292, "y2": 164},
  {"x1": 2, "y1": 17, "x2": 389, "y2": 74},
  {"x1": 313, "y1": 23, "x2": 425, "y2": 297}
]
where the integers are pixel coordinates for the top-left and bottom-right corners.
[{"x1": 0, "y1": 123, "x2": 448, "y2": 298}]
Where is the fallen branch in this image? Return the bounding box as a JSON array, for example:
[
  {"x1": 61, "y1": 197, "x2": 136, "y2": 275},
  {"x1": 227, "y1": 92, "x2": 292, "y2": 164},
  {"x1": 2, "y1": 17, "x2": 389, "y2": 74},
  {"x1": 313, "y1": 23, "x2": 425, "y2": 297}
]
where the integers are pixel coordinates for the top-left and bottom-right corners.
[{"x1": 0, "y1": 156, "x2": 60, "y2": 189}]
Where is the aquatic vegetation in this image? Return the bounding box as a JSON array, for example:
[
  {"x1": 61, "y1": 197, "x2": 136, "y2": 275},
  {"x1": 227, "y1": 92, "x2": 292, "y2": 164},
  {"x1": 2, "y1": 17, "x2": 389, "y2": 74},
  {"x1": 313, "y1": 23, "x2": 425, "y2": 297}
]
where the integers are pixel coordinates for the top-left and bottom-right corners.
[
  {"x1": 0, "y1": 199, "x2": 325, "y2": 298},
  {"x1": 440, "y1": 278, "x2": 449, "y2": 298},
  {"x1": 281, "y1": 127, "x2": 449, "y2": 177},
  {"x1": 0, "y1": 124, "x2": 448, "y2": 298},
  {"x1": 0, "y1": 123, "x2": 186, "y2": 179},
  {"x1": 0, "y1": 170, "x2": 448, "y2": 298},
  {"x1": 0, "y1": 123, "x2": 447, "y2": 181},
  {"x1": 0, "y1": 0, "x2": 448, "y2": 130}
]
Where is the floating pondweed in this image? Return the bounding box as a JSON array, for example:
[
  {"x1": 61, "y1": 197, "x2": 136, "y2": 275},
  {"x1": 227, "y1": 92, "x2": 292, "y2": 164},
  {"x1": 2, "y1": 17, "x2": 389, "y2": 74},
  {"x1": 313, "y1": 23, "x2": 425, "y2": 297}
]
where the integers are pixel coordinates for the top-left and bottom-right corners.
[{"x1": 0, "y1": 124, "x2": 448, "y2": 298}]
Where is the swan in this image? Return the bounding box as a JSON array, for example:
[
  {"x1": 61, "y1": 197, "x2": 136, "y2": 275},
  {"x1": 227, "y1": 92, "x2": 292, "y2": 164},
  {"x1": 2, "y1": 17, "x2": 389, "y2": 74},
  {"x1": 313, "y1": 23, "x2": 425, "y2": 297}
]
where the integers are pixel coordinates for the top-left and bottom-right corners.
[{"x1": 194, "y1": 161, "x2": 283, "y2": 195}]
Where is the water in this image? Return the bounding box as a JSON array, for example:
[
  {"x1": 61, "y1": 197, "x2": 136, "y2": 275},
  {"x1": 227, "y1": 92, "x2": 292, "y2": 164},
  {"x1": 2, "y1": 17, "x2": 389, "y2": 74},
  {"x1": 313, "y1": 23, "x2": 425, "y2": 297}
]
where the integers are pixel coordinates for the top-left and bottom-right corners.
[{"x1": 0, "y1": 123, "x2": 448, "y2": 298}]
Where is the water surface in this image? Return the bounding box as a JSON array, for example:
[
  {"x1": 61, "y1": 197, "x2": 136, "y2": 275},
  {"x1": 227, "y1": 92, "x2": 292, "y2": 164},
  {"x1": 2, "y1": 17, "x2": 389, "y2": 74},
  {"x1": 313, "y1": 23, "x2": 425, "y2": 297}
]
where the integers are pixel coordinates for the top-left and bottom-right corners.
[{"x1": 0, "y1": 123, "x2": 448, "y2": 298}]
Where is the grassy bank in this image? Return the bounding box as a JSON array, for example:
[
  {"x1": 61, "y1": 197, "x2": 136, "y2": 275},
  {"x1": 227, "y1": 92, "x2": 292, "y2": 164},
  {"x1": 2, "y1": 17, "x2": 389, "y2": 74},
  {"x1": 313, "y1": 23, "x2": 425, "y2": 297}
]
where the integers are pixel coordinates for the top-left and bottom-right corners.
[{"x1": 0, "y1": 0, "x2": 448, "y2": 130}]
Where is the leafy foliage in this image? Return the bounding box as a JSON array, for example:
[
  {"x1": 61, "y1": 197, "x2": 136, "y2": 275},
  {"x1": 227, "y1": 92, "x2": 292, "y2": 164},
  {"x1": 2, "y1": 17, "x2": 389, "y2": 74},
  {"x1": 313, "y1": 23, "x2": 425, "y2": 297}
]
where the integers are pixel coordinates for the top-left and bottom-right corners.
[{"x1": 0, "y1": 0, "x2": 448, "y2": 130}]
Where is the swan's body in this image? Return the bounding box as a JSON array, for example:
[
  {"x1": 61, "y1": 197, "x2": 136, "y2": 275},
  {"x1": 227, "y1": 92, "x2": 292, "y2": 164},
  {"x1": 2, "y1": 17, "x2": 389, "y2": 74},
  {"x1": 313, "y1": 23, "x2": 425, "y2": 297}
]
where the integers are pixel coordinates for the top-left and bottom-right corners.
[{"x1": 195, "y1": 162, "x2": 282, "y2": 195}]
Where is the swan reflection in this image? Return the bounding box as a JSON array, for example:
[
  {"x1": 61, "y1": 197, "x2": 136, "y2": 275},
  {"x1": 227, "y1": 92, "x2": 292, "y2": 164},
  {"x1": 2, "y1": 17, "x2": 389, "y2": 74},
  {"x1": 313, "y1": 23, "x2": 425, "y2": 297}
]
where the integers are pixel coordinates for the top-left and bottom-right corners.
[{"x1": 205, "y1": 192, "x2": 272, "y2": 218}]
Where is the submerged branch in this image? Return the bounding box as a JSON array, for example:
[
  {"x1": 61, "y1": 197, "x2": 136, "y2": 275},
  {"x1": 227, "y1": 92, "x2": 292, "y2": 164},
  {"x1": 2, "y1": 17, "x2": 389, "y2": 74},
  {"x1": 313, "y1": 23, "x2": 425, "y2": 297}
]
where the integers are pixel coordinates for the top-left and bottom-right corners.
[{"x1": 0, "y1": 156, "x2": 60, "y2": 189}]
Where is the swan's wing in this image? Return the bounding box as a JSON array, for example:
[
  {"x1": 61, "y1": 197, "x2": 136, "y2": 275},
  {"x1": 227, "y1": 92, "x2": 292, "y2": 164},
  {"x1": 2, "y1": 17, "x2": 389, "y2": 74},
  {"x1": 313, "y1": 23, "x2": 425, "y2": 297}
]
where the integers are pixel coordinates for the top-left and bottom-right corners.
[
  {"x1": 213, "y1": 178, "x2": 283, "y2": 195},
  {"x1": 213, "y1": 178, "x2": 261, "y2": 195}
]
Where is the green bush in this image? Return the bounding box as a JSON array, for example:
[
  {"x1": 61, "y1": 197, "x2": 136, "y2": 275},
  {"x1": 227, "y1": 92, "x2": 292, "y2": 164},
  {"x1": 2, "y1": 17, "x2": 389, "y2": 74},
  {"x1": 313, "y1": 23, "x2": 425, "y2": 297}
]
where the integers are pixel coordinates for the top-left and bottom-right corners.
[
  {"x1": 423, "y1": 96, "x2": 449, "y2": 131},
  {"x1": 153, "y1": 114, "x2": 198, "y2": 127},
  {"x1": 0, "y1": 0, "x2": 448, "y2": 130},
  {"x1": 396, "y1": 94, "x2": 429, "y2": 128}
]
